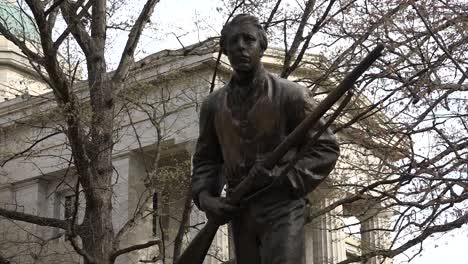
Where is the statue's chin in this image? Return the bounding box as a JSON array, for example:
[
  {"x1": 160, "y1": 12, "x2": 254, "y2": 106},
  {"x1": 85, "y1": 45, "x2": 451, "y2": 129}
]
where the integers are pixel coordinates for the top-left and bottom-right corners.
[{"x1": 233, "y1": 63, "x2": 254, "y2": 73}]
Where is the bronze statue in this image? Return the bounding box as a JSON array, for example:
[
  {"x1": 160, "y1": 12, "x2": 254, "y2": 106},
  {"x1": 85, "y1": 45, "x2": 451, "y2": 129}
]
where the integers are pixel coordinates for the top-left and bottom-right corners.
[{"x1": 191, "y1": 14, "x2": 340, "y2": 264}]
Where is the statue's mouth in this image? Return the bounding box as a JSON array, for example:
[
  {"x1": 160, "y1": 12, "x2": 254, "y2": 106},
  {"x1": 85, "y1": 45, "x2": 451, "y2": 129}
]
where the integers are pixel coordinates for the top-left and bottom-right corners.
[{"x1": 239, "y1": 56, "x2": 250, "y2": 62}]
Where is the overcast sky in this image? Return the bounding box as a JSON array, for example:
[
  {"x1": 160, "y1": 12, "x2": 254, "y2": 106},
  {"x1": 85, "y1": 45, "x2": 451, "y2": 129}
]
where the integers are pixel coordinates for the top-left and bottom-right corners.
[{"x1": 106, "y1": 0, "x2": 223, "y2": 68}]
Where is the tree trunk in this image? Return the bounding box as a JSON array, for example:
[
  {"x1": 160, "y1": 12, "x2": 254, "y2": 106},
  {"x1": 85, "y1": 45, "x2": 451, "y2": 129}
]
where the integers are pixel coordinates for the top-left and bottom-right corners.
[
  {"x1": 173, "y1": 186, "x2": 193, "y2": 262},
  {"x1": 79, "y1": 56, "x2": 116, "y2": 263},
  {"x1": 81, "y1": 190, "x2": 114, "y2": 264}
]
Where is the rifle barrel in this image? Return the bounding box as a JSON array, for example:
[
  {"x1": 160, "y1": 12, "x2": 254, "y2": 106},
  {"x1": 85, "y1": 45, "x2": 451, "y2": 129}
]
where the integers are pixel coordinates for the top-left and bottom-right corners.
[{"x1": 230, "y1": 43, "x2": 385, "y2": 203}]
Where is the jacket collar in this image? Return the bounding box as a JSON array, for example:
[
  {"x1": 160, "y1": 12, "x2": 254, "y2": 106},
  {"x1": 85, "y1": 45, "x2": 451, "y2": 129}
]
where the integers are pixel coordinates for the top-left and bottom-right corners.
[{"x1": 228, "y1": 65, "x2": 268, "y2": 101}]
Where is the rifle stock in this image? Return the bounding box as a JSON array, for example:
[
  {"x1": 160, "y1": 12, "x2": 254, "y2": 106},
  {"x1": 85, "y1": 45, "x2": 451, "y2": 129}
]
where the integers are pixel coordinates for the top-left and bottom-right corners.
[
  {"x1": 175, "y1": 44, "x2": 384, "y2": 264},
  {"x1": 174, "y1": 221, "x2": 218, "y2": 264}
]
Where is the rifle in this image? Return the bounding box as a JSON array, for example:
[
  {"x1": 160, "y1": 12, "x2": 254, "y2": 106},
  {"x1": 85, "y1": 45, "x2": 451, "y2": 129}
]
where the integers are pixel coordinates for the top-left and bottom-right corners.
[{"x1": 175, "y1": 44, "x2": 385, "y2": 264}]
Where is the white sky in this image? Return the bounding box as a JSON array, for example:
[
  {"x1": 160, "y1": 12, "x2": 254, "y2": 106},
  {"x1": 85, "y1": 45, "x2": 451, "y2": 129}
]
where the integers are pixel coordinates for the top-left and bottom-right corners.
[
  {"x1": 395, "y1": 231, "x2": 468, "y2": 264},
  {"x1": 112, "y1": 0, "x2": 468, "y2": 263},
  {"x1": 137, "y1": 0, "x2": 223, "y2": 54},
  {"x1": 106, "y1": 0, "x2": 224, "y2": 68}
]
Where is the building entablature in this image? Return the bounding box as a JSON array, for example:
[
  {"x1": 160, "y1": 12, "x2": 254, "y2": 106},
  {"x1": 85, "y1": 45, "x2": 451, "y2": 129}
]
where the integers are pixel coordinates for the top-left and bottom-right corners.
[{"x1": 0, "y1": 39, "x2": 406, "y2": 166}]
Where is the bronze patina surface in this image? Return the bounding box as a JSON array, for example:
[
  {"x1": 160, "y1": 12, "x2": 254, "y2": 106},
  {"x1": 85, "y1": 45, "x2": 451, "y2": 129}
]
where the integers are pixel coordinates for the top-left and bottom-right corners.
[{"x1": 192, "y1": 14, "x2": 340, "y2": 264}]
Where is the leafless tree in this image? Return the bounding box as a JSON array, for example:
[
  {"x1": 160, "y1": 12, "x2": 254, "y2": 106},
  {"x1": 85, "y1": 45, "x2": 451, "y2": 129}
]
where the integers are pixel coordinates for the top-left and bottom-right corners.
[
  {"x1": 0, "y1": 0, "x2": 162, "y2": 263},
  {"x1": 225, "y1": 0, "x2": 468, "y2": 263}
]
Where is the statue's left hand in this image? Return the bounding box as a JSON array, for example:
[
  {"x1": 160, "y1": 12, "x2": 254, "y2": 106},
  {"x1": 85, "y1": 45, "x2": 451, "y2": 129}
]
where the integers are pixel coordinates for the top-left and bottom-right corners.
[
  {"x1": 250, "y1": 163, "x2": 274, "y2": 190},
  {"x1": 199, "y1": 191, "x2": 239, "y2": 225}
]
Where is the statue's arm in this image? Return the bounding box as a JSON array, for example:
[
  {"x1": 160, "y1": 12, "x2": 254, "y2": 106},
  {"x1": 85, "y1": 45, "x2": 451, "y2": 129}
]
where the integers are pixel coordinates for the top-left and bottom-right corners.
[
  {"x1": 284, "y1": 85, "x2": 340, "y2": 196},
  {"x1": 192, "y1": 97, "x2": 224, "y2": 209}
]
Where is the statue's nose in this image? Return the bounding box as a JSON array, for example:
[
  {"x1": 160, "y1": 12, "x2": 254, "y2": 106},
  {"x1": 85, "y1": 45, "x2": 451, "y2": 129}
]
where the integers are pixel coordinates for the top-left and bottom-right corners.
[{"x1": 236, "y1": 38, "x2": 247, "y2": 50}]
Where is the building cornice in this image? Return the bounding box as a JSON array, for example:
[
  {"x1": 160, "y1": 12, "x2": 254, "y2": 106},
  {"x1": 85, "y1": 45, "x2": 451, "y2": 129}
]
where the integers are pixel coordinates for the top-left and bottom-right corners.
[
  {"x1": 0, "y1": 40, "x2": 224, "y2": 126},
  {"x1": 0, "y1": 38, "x2": 408, "y2": 160},
  {"x1": 0, "y1": 48, "x2": 39, "y2": 76}
]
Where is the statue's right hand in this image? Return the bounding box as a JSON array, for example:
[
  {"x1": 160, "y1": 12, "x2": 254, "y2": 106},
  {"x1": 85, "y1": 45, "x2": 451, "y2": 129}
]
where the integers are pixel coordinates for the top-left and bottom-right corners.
[{"x1": 199, "y1": 191, "x2": 239, "y2": 225}]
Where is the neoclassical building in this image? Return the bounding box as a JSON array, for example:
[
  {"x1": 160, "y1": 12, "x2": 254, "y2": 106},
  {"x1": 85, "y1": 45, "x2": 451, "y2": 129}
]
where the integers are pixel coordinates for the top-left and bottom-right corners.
[{"x1": 0, "y1": 2, "x2": 396, "y2": 263}]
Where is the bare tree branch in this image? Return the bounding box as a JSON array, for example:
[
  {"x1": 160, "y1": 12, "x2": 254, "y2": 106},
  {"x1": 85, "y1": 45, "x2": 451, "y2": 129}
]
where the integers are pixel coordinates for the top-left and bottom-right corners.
[
  {"x1": 110, "y1": 240, "x2": 161, "y2": 262},
  {"x1": 209, "y1": 0, "x2": 246, "y2": 93},
  {"x1": 0, "y1": 131, "x2": 61, "y2": 167},
  {"x1": 280, "y1": 0, "x2": 316, "y2": 78},
  {"x1": 60, "y1": 0, "x2": 93, "y2": 57},
  {"x1": 338, "y1": 212, "x2": 468, "y2": 264},
  {"x1": 0, "y1": 208, "x2": 70, "y2": 230},
  {"x1": 113, "y1": 0, "x2": 160, "y2": 83},
  {"x1": 263, "y1": 0, "x2": 282, "y2": 31},
  {"x1": 411, "y1": 3, "x2": 468, "y2": 80},
  {"x1": 53, "y1": 0, "x2": 93, "y2": 50},
  {"x1": 0, "y1": 23, "x2": 43, "y2": 63},
  {"x1": 0, "y1": 254, "x2": 10, "y2": 264},
  {"x1": 44, "y1": 0, "x2": 65, "y2": 17}
]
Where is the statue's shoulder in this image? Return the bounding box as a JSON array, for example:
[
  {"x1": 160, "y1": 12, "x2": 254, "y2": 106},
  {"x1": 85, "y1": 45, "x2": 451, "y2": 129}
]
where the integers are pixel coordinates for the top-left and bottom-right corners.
[
  {"x1": 200, "y1": 85, "x2": 228, "y2": 112},
  {"x1": 268, "y1": 73, "x2": 307, "y2": 100}
]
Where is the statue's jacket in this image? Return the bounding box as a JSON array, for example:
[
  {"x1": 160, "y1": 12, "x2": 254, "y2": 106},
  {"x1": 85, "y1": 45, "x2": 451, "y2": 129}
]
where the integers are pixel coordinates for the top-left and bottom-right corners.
[{"x1": 192, "y1": 68, "x2": 340, "y2": 215}]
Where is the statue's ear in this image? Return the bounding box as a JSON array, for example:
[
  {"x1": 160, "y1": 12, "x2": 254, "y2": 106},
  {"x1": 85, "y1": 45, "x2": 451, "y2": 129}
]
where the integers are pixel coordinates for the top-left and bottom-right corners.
[{"x1": 260, "y1": 39, "x2": 267, "y2": 58}]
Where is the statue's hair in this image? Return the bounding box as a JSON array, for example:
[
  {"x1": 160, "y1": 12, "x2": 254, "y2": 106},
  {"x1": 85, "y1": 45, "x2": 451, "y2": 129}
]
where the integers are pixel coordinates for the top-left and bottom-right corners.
[{"x1": 220, "y1": 14, "x2": 268, "y2": 55}]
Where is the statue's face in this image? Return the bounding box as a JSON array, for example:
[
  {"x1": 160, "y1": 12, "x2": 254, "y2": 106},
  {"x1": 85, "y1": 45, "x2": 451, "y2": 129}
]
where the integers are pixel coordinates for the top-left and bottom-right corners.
[{"x1": 224, "y1": 23, "x2": 264, "y2": 74}]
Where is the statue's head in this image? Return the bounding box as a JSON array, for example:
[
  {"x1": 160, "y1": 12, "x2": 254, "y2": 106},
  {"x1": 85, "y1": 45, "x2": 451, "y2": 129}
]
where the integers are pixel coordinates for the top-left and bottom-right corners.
[
  {"x1": 220, "y1": 14, "x2": 268, "y2": 74},
  {"x1": 220, "y1": 14, "x2": 268, "y2": 55}
]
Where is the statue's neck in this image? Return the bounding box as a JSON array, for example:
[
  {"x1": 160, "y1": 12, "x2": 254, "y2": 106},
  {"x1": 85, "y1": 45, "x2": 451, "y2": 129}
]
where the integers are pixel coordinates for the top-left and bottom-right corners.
[
  {"x1": 232, "y1": 65, "x2": 265, "y2": 86},
  {"x1": 230, "y1": 66, "x2": 266, "y2": 99}
]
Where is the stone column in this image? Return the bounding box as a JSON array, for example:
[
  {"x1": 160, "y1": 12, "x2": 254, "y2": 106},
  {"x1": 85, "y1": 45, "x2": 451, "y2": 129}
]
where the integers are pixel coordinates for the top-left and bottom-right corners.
[
  {"x1": 118, "y1": 154, "x2": 156, "y2": 264},
  {"x1": 359, "y1": 210, "x2": 393, "y2": 264},
  {"x1": 360, "y1": 216, "x2": 379, "y2": 264},
  {"x1": 310, "y1": 196, "x2": 347, "y2": 264},
  {"x1": 304, "y1": 220, "x2": 314, "y2": 262}
]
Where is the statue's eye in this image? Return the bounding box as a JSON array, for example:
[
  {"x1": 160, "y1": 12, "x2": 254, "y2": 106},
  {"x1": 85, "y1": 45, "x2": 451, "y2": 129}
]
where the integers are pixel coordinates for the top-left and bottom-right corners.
[
  {"x1": 245, "y1": 34, "x2": 256, "y2": 42},
  {"x1": 229, "y1": 36, "x2": 239, "y2": 45}
]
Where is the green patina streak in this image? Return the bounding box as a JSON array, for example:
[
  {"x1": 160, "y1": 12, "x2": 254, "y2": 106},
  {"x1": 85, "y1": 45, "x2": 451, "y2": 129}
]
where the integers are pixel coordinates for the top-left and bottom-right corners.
[{"x1": 0, "y1": 1, "x2": 39, "y2": 42}]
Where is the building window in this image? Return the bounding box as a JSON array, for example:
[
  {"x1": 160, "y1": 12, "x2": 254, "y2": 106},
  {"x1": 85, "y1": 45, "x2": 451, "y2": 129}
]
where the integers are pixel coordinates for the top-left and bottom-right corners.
[{"x1": 64, "y1": 195, "x2": 76, "y2": 220}]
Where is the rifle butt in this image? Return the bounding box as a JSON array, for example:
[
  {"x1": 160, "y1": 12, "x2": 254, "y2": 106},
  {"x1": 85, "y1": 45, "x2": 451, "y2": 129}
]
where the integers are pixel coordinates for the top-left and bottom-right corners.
[{"x1": 174, "y1": 220, "x2": 220, "y2": 264}]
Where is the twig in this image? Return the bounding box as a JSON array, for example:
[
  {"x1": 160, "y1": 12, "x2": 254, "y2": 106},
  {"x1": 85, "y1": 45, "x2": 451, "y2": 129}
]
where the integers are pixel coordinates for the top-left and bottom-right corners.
[
  {"x1": 1, "y1": 131, "x2": 61, "y2": 167},
  {"x1": 110, "y1": 240, "x2": 162, "y2": 262},
  {"x1": 209, "y1": 0, "x2": 246, "y2": 93},
  {"x1": 263, "y1": 0, "x2": 283, "y2": 31},
  {"x1": 411, "y1": 4, "x2": 468, "y2": 81}
]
